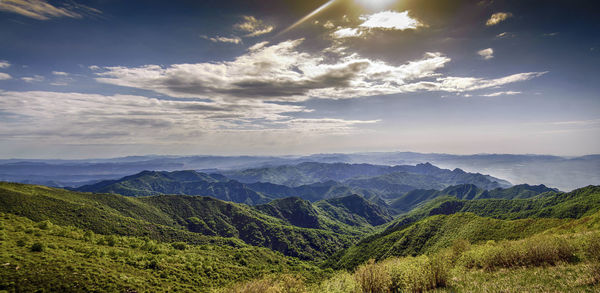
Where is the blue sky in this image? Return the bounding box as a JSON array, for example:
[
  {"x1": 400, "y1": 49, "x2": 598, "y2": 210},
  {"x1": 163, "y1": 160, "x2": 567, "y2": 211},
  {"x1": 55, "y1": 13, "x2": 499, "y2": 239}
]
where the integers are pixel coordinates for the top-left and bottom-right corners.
[{"x1": 0, "y1": 0, "x2": 598, "y2": 158}]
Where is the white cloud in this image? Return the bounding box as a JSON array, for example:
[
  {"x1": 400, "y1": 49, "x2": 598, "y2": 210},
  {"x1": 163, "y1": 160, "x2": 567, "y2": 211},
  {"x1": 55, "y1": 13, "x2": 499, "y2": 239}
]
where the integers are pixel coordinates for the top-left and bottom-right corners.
[
  {"x1": 0, "y1": 73, "x2": 12, "y2": 80},
  {"x1": 202, "y1": 35, "x2": 242, "y2": 44},
  {"x1": 323, "y1": 20, "x2": 335, "y2": 29},
  {"x1": 359, "y1": 10, "x2": 423, "y2": 30},
  {"x1": 94, "y1": 39, "x2": 546, "y2": 102},
  {"x1": 0, "y1": 0, "x2": 100, "y2": 20},
  {"x1": 408, "y1": 72, "x2": 546, "y2": 93},
  {"x1": 332, "y1": 27, "x2": 363, "y2": 38},
  {"x1": 51, "y1": 71, "x2": 69, "y2": 76},
  {"x1": 89, "y1": 65, "x2": 100, "y2": 71},
  {"x1": 0, "y1": 61, "x2": 10, "y2": 69},
  {"x1": 496, "y1": 32, "x2": 514, "y2": 38},
  {"x1": 21, "y1": 75, "x2": 44, "y2": 83},
  {"x1": 481, "y1": 91, "x2": 521, "y2": 97},
  {"x1": 486, "y1": 12, "x2": 513, "y2": 26},
  {"x1": 477, "y1": 48, "x2": 494, "y2": 60},
  {"x1": 0, "y1": 91, "x2": 377, "y2": 142},
  {"x1": 234, "y1": 16, "x2": 274, "y2": 37}
]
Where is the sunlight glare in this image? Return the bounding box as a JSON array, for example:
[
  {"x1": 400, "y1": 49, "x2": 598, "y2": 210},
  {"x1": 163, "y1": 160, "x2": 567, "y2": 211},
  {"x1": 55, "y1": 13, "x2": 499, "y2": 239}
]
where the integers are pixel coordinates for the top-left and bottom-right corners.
[{"x1": 355, "y1": 0, "x2": 397, "y2": 10}]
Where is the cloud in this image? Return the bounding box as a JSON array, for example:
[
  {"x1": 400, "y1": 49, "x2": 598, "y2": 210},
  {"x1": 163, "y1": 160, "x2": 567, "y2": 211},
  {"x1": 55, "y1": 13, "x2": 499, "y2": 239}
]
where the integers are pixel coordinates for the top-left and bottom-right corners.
[
  {"x1": 21, "y1": 75, "x2": 44, "y2": 83},
  {"x1": 89, "y1": 65, "x2": 100, "y2": 71},
  {"x1": 0, "y1": 61, "x2": 10, "y2": 69},
  {"x1": 550, "y1": 119, "x2": 600, "y2": 126},
  {"x1": 0, "y1": 91, "x2": 376, "y2": 142},
  {"x1": 323, "y1": 20, "x2": 335, "y2": 29},
  {"x1": 0, "y1": 0, "x2": 100, "y2": 20},
  {"x1": 486, "y1": 12, "x2": 513, "y2": 26},
  {"x1": 496, "y1": 32, "x2": 514, "y2": 38},
  {"x1": 412, "y1": 72, "x2": 547, "y2": 93},
  {"x1": 51, "y1": 71, "x2": 69, "y2": 76},
  {"x1": 481, "y1": 91, "x2": 521, "y2": 97},
  {"x1": 234, "y1": 16, "x2": 274, "y2": 37},
  {"x1": 95, "y1": 39, "x2": 546, "y2": 102},
  {"x1": 202, "y1": 35, "x2": 242, "y2": 44},
  {"x1": 359, "y1": 10, "x2": 424, "y2": 30},
  {"x1": 332, "y1": 27, "x2": 363, "y2": 38},
  {"x1": 0, "y1": 73, "x2": 12, "y2": 80},
  {"x1": 477, "y1": 48, "x2": 494, "y2": 60}
]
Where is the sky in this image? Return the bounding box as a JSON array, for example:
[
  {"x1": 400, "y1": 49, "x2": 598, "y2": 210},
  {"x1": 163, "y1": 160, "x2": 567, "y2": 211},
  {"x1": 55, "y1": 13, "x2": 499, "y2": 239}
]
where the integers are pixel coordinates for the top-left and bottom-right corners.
[{"x1": 0, "y1": 0, "x2": 598, "y2": 158}]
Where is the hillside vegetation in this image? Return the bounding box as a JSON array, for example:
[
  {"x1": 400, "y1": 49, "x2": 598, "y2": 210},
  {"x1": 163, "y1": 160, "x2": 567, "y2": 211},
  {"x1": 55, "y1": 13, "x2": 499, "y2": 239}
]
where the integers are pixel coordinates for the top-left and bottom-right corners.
[
  {"x1": 0, "y1": 182, "x2": 388, "y2": 260},
  {"x1": 329, "y1": 185, "x2": 600, "y2": 269},
  {"x1": 2, "y1": 179, "x2": 600, "y2": 292},
  {"x1": 0, "y1": 213, "x2": 320, "y2": 292}
]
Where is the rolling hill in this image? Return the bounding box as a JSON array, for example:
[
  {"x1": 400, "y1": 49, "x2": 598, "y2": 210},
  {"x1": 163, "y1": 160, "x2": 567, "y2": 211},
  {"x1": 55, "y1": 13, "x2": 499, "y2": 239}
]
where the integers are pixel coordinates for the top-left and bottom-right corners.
[
  {"x1": 328, "y1": 185, "x2": 600, "y2": 269},
  {"x1": 390, "y1": 183, "x2": 558, "y2": 213},
  {"x1": 0, "y1": 182, "x2": 385, "y2": 260}
]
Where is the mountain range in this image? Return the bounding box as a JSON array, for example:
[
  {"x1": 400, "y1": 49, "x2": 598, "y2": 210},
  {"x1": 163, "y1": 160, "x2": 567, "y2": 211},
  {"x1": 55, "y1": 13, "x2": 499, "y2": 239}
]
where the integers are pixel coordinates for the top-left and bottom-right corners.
[{"x1": 1, "y1": 152, "x2": 597, "y2": 190}]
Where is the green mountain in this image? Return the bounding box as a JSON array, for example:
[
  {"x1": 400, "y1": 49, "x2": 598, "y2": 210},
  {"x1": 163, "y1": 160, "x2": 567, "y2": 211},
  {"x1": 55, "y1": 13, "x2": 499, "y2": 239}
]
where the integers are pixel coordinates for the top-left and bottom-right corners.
[
  {"x1": 328, "y1": 185, "x2": 600, "y2": 269},
  {"x1": 76, "y1": 170, "x2": 272, "y2": 205},
  {"x1": 390, "y1": 184, "x2": 558, "y2": 213},
  {"x1": 314, "y1": 194, "x2": 393, "y2": 227},
  {"x1": 0, "y1": 182, "x2": 370, "y2": 260}
]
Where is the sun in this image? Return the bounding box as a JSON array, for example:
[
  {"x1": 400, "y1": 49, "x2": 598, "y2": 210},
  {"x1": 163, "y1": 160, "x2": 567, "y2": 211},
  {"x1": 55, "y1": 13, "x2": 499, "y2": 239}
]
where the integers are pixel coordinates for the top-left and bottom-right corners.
[{"x1": 355, "y1": 0, "x2": 397, "y2": 10}]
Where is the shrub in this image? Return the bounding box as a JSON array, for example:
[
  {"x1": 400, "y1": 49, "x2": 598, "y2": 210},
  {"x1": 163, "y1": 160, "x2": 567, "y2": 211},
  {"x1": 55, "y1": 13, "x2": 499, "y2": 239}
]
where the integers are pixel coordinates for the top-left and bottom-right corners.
[
  {"x1": 229, "y1": 275, "x2": 305, "y2": 293},
  {"x1": 460, "y1": 235, "x2": 578, "y2": 271},
  {"x1": 385, "y1": 254, "x2": 450, "y2": 292},
  {"x1": 16, "y1": 238, "x2": 27, "y2": 247},
  {"x1": 37, "y1": 220, "x2": 52, "y2": 230},
  {"x1": 450, "y1": 239, "x2": 471, "y2": 262},
  {"x1": 171, "y1": 242, "x2": 187, "y2": 250},
  {"x1": 354, "y1": 259, "x2": 391, "y2": 293},
  {"x1": 30, "y1": 242, "x2": 44, "y2": 252},
  {"x1": 587, "y1": 234, "x2": 600, "y2": 284},
  {"x1": 316, "y1": 271, "x2": 358, "y2": 293}
]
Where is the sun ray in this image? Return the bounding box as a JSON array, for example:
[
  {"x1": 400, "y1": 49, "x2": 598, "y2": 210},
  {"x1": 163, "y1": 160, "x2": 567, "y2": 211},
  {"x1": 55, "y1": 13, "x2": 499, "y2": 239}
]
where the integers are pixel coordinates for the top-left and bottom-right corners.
[{"x1": 276, "y1": 0, "x2": 338, "y2": 37}]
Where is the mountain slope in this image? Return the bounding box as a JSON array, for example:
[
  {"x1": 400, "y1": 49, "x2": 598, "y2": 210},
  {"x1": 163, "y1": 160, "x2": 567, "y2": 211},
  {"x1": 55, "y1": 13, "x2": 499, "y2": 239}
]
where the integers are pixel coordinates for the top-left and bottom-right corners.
[
  {"x1": 255, "y1": 197, "x2": 321, "y2": 229},
  {"x1": 328, "y1": 185, "x2": 600, "y2": 269},
  {"x1": 328, "y1": 212, "x2": 568, "y2": 270},
  {"x1": 0, "y1": 182, "x2": 364, "y2": 260},
  {"x1": 76, "y1": 170, "x2": 272, "y2": 205},
  {"x1": 0, "y1": 212, "x2": 316, "y2": 292},
  {"x1": 314, "y1": 194, "x2": 393, "y2": 227},
  {"x1": 390, "y1": 184, "x2": 558, "y2": 213}
]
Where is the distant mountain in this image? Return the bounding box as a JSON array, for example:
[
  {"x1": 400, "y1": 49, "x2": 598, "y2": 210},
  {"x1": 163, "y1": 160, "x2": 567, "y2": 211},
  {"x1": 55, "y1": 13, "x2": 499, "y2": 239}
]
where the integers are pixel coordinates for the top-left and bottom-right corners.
[
  {"x1": 224, "y1": 162, "x2": 511, "y2": 191},
  {"x1": 222, "y1": 162, "x2": 395, "y2": 187},
  {"x1": 390, "y1": 184, "x2": 559, "y2": 213},
  {"x1": 246, "y1": 180, "x2": 382, "y2": 203},
  {"x1": 75, "y1": 170, "x2": 272, "y2": 205},
  {"x1": 74, "y1": 163, "x2": 512, "y2": 208},
  {"x1": 2, "y1": 152, "x2": 597, "y2": 190}
]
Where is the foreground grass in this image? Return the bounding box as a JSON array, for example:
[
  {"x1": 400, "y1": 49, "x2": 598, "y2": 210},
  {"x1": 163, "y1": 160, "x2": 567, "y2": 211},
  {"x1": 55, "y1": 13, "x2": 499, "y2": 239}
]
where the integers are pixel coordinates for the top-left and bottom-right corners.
[
  {"x1": 228, "y1": 232, "x2": 600, "y2": 292},
  {"x1": 0, "y1": 213, "x2": 321, "y2": 292}
]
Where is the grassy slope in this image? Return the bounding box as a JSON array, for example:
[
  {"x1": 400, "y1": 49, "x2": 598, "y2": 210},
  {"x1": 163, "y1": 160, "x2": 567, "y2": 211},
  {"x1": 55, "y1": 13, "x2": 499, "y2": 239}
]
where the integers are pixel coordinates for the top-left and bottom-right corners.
[
  {"x1": 0, "y1": 213, "x2": 320, "y2": 292},
  {"x1": 328, "y1": 185, "x2": 600, "y2": 269},
  {"x1": 328, "y1": 212, "x2": 568, "y2": 269},
  {"x1": 0, "y1": 182, "x2": 366, "y2": 260}
]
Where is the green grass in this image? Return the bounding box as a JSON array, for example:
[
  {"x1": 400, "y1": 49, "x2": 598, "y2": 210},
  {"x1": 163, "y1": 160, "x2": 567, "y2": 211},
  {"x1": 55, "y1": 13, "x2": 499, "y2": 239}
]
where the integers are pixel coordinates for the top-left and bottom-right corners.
[
  {"x1": 0, "y1": 182, "x2": 368, "y2": 261},
  {"x1": 228, "y1": 231, "x2": 600, "y2": 292},
  {"x1": 0, "y1": 212, "x2": 321, "y2": 292}
]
